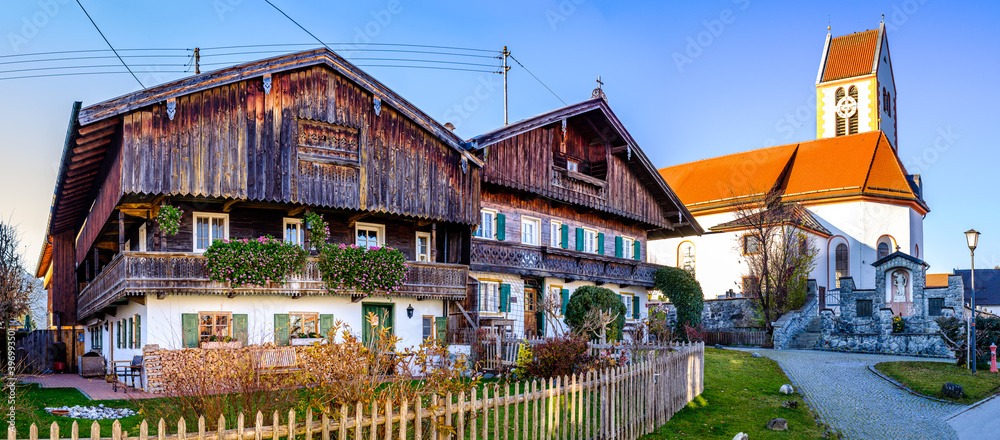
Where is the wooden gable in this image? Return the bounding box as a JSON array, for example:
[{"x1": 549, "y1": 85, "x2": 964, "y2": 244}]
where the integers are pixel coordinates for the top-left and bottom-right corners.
[
  {"x1": 472, "y1": 100, "x2": 700, "y2": 238},
  {"x1": 115, "y1": 64, "x2": 479, "y2": 225}
]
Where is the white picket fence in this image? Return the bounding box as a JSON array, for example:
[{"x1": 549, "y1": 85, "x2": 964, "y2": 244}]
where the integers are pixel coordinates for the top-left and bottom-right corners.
[{"x1": 14, "y1": 343, "x2": 704, "y2": 440}]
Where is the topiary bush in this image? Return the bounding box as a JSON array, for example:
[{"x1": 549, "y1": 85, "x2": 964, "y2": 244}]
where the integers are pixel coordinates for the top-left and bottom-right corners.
[
  {"x1": 654, "y1": 267, "x2": 704, "y2": 339},
  {"x1": 565, "y1": 285, "x2": 627, "y2": 342}
]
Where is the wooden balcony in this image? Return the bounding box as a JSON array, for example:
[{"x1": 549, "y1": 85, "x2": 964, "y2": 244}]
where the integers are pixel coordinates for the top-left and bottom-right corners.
[
  {"x1": 77, "y1": 251, "x2": 470, "y2": 320},
  {"x1": 470, "y1": 241, "x2": 660, "y2": 288}
]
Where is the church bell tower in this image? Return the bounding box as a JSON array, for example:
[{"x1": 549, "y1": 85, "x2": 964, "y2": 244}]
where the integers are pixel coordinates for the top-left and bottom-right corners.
[{"x1": 815, "y1": 22, "x2": 897, "y2": 149}]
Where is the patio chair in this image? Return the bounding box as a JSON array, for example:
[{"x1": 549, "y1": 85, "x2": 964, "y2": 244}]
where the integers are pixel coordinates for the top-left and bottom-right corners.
[{"x1": 112, "y1": 355, "x2": 143, "y2": 392}]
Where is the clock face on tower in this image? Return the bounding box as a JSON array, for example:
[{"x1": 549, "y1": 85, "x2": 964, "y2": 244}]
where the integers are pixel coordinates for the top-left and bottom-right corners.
[{"x1": 836, "y1": 96, "x2": 858, "y2": 118}]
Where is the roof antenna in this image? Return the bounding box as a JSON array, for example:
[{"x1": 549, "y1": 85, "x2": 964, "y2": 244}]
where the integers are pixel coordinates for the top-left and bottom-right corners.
[
  {"x1": 881, "y1": 13, "x2": 885, "y2": 23},
  {"x1": 827, "y1": 15, "x2": 831, "y2": 34}
]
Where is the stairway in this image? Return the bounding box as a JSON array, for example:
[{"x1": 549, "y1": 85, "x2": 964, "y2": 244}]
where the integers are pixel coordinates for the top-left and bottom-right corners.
[{"x1": 787, "y1": 317, "x2": 822, "y2": 349}]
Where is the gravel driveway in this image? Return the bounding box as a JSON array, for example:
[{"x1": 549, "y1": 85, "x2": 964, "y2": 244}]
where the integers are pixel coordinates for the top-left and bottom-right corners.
[{"x1": 738, "y1": 349, "x2": 962, "y2": 440}]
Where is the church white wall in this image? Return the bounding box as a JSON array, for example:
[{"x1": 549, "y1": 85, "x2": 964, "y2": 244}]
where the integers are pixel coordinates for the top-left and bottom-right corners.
[
  {"x1": 648, "y1": 200, "x2": 923, "y2": 299},
  {"x1": 909, "y1": 209, "x2": 924, "y2": 259},
  {"x1": 875, "y1": 39, "x2": 897, "y2": 147},
  {"x1": 818, "y1": 78, "x2": 877, "y2": 139}
]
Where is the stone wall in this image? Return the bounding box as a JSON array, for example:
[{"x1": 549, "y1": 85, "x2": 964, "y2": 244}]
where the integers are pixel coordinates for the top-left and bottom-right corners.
[
  {"x1": 654, "y1": 297, "x2": 759, "y2": 330},
  {"x1": 817, "y1": 309, "x2": 954, "y2": 358}
]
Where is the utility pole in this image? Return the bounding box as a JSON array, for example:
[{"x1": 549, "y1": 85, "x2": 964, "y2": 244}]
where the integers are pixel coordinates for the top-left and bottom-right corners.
[
  {"x1": 194, "y1": 47, "x2": 201, "y2": 75},
  {"x1": 501, "y1": 46, "x2": 510, "y2": 125}
]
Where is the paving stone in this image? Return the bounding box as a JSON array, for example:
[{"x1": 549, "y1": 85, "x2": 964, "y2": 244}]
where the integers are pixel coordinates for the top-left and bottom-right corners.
[{"x1": 738, "y1": 349, "x2": 963, "y2": 440}]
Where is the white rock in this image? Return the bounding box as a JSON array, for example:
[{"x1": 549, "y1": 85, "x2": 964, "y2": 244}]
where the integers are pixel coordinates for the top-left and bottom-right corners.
[
  {"x1": 732, "y1": 433, "x2": 749, "y2": 440},
  {"x1": 779, "y1": 384, "x2": 795, "y2": 395}
]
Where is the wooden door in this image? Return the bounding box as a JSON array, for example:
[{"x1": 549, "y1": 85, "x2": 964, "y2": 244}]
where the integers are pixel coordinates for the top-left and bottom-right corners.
[{"x1": 524, "y1": 288, "x2": 537, "y2": 338}]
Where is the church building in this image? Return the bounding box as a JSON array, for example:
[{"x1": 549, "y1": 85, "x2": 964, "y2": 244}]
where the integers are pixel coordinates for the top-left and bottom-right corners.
[{"x1": 649, "y1": 23, "x2": 928, "y2": 304}]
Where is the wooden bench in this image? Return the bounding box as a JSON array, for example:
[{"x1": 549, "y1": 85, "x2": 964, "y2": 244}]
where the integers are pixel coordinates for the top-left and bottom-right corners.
[{"x1": 254, "y1": 347, "x2": 301, "y2": 374}]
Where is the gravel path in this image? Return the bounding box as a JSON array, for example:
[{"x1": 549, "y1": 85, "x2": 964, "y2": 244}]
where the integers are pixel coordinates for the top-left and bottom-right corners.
[{"x1": 738, "y1": 349, "x2": 962, "y2": 440}]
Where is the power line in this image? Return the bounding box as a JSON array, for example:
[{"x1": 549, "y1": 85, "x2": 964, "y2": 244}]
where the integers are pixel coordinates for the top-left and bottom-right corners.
[
  {"x1": 263, "y1": 0, "x2": 333, "y2": 54},
  {"x1": 0, "y1": 64, "x2": 186, "y2": 75},
  {"x1": 0, "y1": 54, "x2": 191, "y2": 66},
  {"x1": 0, "y1": 71, "x2": 187, "y2": 82},
  {"x1": 198, "y1": 42, "x2": 494, "y2": 53},
  {"x1": 74, "y1": 0, "x2": 145, "y2": 89},
  {"x1": 509, "y1": 54, "x2": 566, "y2": 106},
  {"x1": 0, "y1": 48, "x2": 189, "y2": 60},
  {"x1": 200, "y1": 48, "x2": 496, "y2": 59}
]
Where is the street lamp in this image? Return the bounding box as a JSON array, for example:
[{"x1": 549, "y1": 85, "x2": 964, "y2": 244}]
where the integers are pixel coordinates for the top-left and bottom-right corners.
[{"x1": 965, "y1": 229, "x2": 980, "y2": 373}]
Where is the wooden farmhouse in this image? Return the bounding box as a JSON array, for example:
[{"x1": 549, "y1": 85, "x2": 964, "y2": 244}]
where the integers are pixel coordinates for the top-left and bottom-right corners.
[
  {"x1": 466, "y1": 98, "x2": 700, "y2": 339},
  {"x1": 33, "y1": 49, "x2": 701, "y2": 380}
]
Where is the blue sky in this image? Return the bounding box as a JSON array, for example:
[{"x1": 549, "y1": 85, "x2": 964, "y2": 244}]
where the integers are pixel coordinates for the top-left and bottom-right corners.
[{"x1": 1, "y1": 0, "x2": 997, "y2": 275}]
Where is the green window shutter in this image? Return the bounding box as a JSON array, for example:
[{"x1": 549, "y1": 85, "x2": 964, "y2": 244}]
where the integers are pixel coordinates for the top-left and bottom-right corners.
[
  {"x1": 116, "y1": 321, "x2": 120, "y2": 349},
  {"x1": 127, "y1": 318, "x2": 133, "y2": 349},
  {"x1": 319, "y1": 314, "x2": 334, "y2": 338},
  {"x1": 499, "y1": 283, "x2": 511, "y2": 313},
  {"x1": 597, "y1": 233, "x2": 605, "y2": 255},
  {"x1": 561, "y1": 288, "x2": 570, "y2": 315},
  {"x1": 615, "y1": 236, "x2": 623, "y2": 258},
  {"x1": 560, "y1": 225, "x2": 569, "y2": 249},
  {"x1": 233, "y1": 314, "x2": 248, "y2": 346},
  {"x1": 135, "y1": 315, "x2": 141, "y2": 348},
  {"x1": 575, "y1": 228, "x2": 584, "y2": 251},
  {"x1": 536, "y1": 311, "x2": 545, "y2": 336},
  {"x1": 274, "y1": 314, "x2": 290, "y2": 347},
  {"x1": 633, "y1": 240, "x2": 641, "y2": 261},
  {"x1": 181, "y1": 314, "x2": 199, "y2": 348},
  {"x1": 435, "y1": 316, "x2": 448, "y2": 345},
  {"x1": 633, "y1": 297, "x2": 641, "y2": 319},
  {"x1": 495, "y1": 214, "x2": 506, "y2": 241}
]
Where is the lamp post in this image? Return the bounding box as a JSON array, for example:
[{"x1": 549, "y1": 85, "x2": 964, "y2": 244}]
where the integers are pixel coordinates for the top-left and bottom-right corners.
[{"x1": 965, "y1": 229, "x2": 980, "y2": 373}]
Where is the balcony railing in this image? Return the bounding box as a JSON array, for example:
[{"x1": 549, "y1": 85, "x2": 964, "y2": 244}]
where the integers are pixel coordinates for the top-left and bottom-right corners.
[
  {"x1": 77, "y1": 252, "x2": 470, "y2": 320},
  {"x1": 470, "y1": 241, "x2": 660, "y2": 287}
]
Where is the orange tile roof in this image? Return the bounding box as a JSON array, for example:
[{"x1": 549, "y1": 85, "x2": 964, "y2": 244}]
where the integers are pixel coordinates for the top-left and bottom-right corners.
[
  {"x1": 821, "y1": 29, "x2": 880, "y2": 82},
  {"x1": 926, "y1": 273, "x2": 951, "y2": 288},
  {"x1": 658, "y1": 132, "x2": 928, "y2": 214}
]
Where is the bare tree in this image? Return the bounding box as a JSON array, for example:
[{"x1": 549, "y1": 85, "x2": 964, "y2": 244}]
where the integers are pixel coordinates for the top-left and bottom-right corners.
[
  {"x1": 536, "y1": 295, "x2": 620, "y2": 343},
  {"x1": 0, "y1": 220, "x2": 34, "y2": 327},
  {"x1": 537, "y1": 294, "x2": 569, "y2": 337},
  {"x1": 730, "y1": 193, "x2": 819, "y2": 335}
]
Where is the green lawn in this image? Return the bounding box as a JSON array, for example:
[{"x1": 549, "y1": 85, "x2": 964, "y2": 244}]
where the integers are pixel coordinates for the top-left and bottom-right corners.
[
  {"x1": 643, "y1": 349, "x2": 831, "y2": 439},
  {"x1": 13, "y1": 384, "x2": 147, "y2": 439},
  {"x1": 874, "y1": 361, "x2": 1000, "y2": 402}
]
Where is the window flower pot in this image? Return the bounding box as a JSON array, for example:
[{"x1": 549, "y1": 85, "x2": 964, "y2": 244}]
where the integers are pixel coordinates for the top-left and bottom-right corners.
[{"x1": 201, "y1": 341, "x2": 242, "y2": 349}]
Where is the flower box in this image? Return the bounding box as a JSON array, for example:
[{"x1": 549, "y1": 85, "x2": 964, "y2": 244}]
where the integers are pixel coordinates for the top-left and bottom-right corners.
[
  {"x1": 201, "y1": 341, "x2": 242, "y2": 349},
  {"x1": 291, "y1": 338, "x2": 325, "y2": 346}
]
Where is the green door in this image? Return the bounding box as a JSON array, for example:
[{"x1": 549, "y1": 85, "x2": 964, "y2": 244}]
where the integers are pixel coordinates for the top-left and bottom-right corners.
[{"x1": 361, "y1": 303, "x2": 394, "y2": 347}]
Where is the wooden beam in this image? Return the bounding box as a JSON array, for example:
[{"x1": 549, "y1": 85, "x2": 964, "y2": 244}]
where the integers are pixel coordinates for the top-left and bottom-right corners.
[
  {"x1": 71, "y1": 138, "x2": 111, "y2": 155},
  {"x1": 100, "y1": 306, "x2": 117, "y2": 317},
  {"x1": 77, "y1": 117, "x2": 120, "y2": 136},
  {"x1": 70, "y1": 145, "x2": 108, "y2": 164},
  {"x1": 287, "y1": 205, "x2": 307, "y2": 217},
  {"x1": 129, "y1": 295, "x2": 146, "y2": 306},
  {"x1": 222, "y1": 199, "x2": 242, "y2": 212},
  {"x1": 118, "y1": 211, "x2": 125, "y2": 252},
  {"x1": 156, "y1": 293, "x2": 167, "y2": 300},
  {"x1": 346, "y1": 213, "x2": 368, "y2": 227},
  {"x1": 74, "y1": 126, "x2": 116, "y2": 146},
  {"x1": 351, "y1": 295, "x2": 364, "y2": 303},
  {"x1": 68, "y1": 156, "x2": 103, "y2": 171}
]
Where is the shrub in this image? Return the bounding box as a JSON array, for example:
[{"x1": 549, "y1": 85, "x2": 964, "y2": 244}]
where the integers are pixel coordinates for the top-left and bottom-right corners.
[
  {"x1": 156, "y1": 205, "x2": 183, "y2": 236},
  {"x1": 654, "y1": 267, "x2": 704, "y2": 338},
  {"x1": 203, "y1": 236, "x2": 307, "y2": 287},
  {"x1": 522, "y1": 337, "x2": 591, "y2": 379},
  {"x1": 564, "y1": 285, "x2": 627, "y2": 342},
  {"x1": 303, "y1": 211, "x2": 329, "y2": 249},
  {"x1": 892, "y1": 315, "x2": 905, "y2": 333},
  {"x1": 317, "y1": 243, "x2": 408, "y2": 295},
  {"x1": 683, "y1": 324, "x2": 706, "y2": 343}
]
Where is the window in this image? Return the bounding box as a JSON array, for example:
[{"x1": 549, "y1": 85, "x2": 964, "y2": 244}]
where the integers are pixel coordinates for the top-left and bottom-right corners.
[
  {"x1": 473, "y1": 209, "x2": 497, "y2": 239},
  {"x1": 284, "y1": 218, "x2": 304, "y2": 246},
  {"x1": 835, "y1": 243, "x2": 849, "y2": 288},
  {"x1": 741, "y1": 276, "x2": 759, "y2": 296},
  {"x1": 847, "y1": 86, "x2": 859, "y2": 134},
  {"x1": 677, "y1": 241, "x2": 694, "y2": 276},
  {"x1": 193, "y1": 213, "x2": 228, "y2": 252},
  {"x1": 856, "y1": 300, "x2": 873, "y2": 318},
  {"x1": 550, "y1": 221, "x2": 562, "y2": 247},
  {"x1": 479, "y1": 280, "x2": 500, "y2": 314},
  {"x1": 620, "y1": 294, "x2": 635, "y2": 321},
  {"x1": 583, "y1": 228, "x2": 598, "y2": 254},
  {"x1": 877, "y1": 242, "x2": 890, "y2": 259},
  {"x1": 550, "y1": 285, "x2": 565, "y2": 316},
  {"x1": 522, "y1": 216, "x2": 541, "y2": 246},
  {"x1": 835, "y1": 87, "x2": 846, "y2": 136},
  {"x1": 355, "y1": 222, "x2": 385, "y2": 249},
  {"x1": 422, "y1": 316, "x2": 434, "y2": 342},
  {"x1": 289, "y1": 312, "x2": 319, "y2": 336},
  {"x1": 928, "y1": 298, "x2": 945, "y2": 317},
  {"x1": 198, "y1": 312, "x2": 232, "y2": 342},
  {"x1": 623, "y1": 237, "x2": 636, "y2": 260},
  {"x1": 567, "y1": 159, "x2": 579, "y2": 172},
  {"x1": 742, "y1": 234, "x2": 761, "y2": 255},
  {"x1": 90, "y1": 326, "x2": 102, "y2": 350},
  {"x1": 415, "y1": 232, "x2": 431, "y2": 262}
]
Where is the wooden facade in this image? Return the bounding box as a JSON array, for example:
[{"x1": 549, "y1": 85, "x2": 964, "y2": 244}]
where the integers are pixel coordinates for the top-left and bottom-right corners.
[{"x1": 36, "y1": 49, "x2": 482, "y2": 326}]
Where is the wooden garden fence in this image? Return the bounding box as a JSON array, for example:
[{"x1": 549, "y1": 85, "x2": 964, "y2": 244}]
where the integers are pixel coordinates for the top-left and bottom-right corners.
[
  {"x1": 703, "y1": 330, "x2": 770, "y2": 347},
  {"x1": 13, "y1": 343, "x2": 704, "y2": 440}
]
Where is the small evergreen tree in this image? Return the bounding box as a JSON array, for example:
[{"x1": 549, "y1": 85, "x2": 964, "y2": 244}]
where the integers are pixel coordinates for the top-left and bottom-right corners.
[
  {"x1": 565, "y1": 285, "x2": 627, "y2": 342},
  {"x1": 654, "y1": 267, "x2": 704, "y2": 336}
]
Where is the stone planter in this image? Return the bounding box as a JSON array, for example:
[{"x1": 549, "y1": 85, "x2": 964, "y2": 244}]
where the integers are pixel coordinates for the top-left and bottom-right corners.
[
  {"x1": 201, "y1": 341, "x2": 242, "y2": 349},
  {"x1": 291, "y1": 338, "x2": 325, "y2": 346}
]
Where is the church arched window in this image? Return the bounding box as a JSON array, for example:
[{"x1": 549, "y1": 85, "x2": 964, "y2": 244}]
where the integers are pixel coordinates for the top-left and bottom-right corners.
[
  {"x1": 835, "y1": 243, "x2": 849, "y2": 288},
  {"x1": 848, "y1": 86, "x2": 859, "y2": 134},
  {"x1": 835, "y1": 87, "x2": 846, "y2": 136},
  {"x1": 877, "y1": 242, "x2": 890, "y2": 259},
  {"x1": 677, "y1": 241, "x2": 696, "y2": 277}
]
